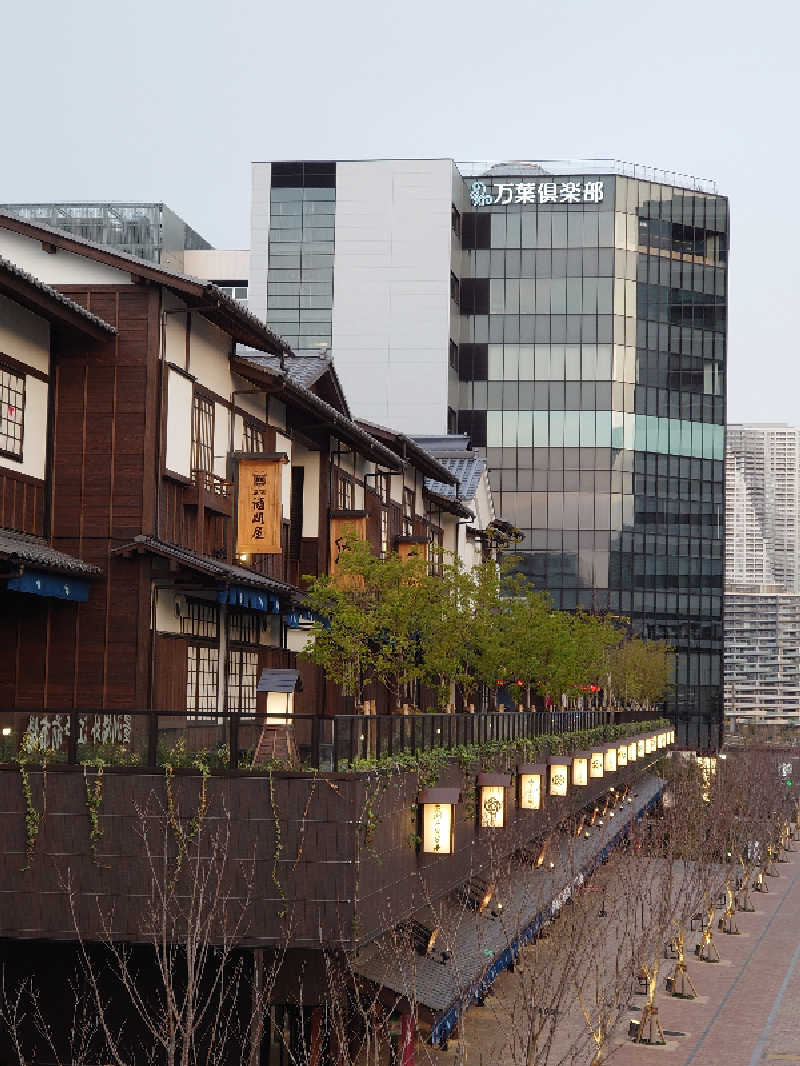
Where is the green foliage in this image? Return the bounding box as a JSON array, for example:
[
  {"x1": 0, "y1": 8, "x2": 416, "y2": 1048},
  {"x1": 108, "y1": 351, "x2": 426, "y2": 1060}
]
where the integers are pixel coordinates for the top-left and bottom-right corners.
[
  {"x1": 82, "y1": 758, "x2": 107, "y2": 865},
  {"x1": 301, "y1": 537, "x2": 672, "y2": 711},
  {"x1": 17, "y1": 731, "x2": 57, "y2": 871},
  {"x1": 77, "y1": 741, "x2": 140, "y2": 767},
  {"x1": 162, "y1": 739, "x2": 211, "y2": 881}
]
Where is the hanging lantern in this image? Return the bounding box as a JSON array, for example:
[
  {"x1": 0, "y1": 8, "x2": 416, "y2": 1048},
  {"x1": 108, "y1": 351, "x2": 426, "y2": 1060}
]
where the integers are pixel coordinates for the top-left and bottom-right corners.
[
  {"x1": 572, "y1": 752, "x2": 589, "y2": 787},
  {"x1": 548, "y1": 756, "x2": 571, "y2": 798},
  {"x1": 617, "y1": 742, "x2": 628, "y2": 767},
  {"x1": 419, "y1": 788, "x2": 460, "y2": 854},
  {"x1": 603, "y1": 745, "x2": 617, "y2": 773},
  {"x1": 477, "y1": 773, "x2": 511, "y2": 829},
  {"x1": 590, "y1": 749, "x2": 605, "y2": 778},
  {"x1": 518, "y1": 764, "x2": 545, "y2": 810}
]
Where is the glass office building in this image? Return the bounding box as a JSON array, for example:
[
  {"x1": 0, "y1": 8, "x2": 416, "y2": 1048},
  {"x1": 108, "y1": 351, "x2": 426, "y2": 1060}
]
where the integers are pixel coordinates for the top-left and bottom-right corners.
[
  {"x1": 454, "y1": 163, "x2": 728, "y2": 750},
  {"x1": 247, "y1": 158, "x2": 728, "y2": 749}
]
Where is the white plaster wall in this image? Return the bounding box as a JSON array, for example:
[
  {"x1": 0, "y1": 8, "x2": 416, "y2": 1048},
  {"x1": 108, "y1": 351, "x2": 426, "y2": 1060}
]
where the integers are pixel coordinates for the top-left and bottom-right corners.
[
  {"x1": 213, "y1": 403, "x2": 229, "y2": 478},
  {"x1": 268, "y1": 397, "x2": 286, "y2": 432},
  {"x1": 275, "y1": 432, "x2": 292, "y2": 518},
  {"x1": 165, "y1": 369, "x2": 193, "y2": 477},
  {"x1": 188, "y1": 315, "x2": 233, "y2": 399},
  {"x1": 286, "y1": 628, "x2": 313, "y2": 654},
  {"x1": 183, "y1": 249, "x2": 249, "y2": 282},
  {"x1": 154, "y1": 587, "x2": 183, "y2": 634},
  {"x1": 291, "y1": 446, "x2": 320, "y2": 537},
  {"x1": 0, "y1": 229, "x2": 131, "y2": 285},
  {"x1": 0, "y1": 375, "x2": 48, "y2": 480},
  {"x1": 331, "y1": 160, "x2": 454, "y2": 434},
  {"x1": 0, "y1": 295, "x2": 50, "y2": 375},
  {"x1": 249, "y1": 162, "x2": 272, "y2": 323}
]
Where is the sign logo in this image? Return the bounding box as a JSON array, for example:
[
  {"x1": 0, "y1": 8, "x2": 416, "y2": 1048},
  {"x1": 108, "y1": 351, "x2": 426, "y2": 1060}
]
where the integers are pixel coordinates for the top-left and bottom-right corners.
[{"x1": 469, "y1": 178, "x2": 604, "y2": 207}]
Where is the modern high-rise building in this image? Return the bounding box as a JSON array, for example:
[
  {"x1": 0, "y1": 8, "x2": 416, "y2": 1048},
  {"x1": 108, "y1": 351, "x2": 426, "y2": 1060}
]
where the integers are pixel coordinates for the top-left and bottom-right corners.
[
  {"x1": 725, "y1": 425, "x2": 800, "y2": 725},
  {"x1": 247, "y1": 158, "x2": 729, "y2": 749},
  {"x1": 0, "y1": 203, "x2": 211, "y2": 270}
]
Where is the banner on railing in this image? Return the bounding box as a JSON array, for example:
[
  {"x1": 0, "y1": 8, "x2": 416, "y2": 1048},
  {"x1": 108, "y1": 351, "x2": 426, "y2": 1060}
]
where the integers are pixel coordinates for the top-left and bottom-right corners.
[{"x1": 26, "y1": 713, "x2": 133, "y2": 749}]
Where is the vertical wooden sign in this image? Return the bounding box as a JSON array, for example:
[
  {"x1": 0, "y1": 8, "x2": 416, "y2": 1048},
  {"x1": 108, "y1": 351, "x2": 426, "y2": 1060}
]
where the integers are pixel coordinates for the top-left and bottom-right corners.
[{"x1": 236, "y1": 458, "x2": 283, "y2": 555}]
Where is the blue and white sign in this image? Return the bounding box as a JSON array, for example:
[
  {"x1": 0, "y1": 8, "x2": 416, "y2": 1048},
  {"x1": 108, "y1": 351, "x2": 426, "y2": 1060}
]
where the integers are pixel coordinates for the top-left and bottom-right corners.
[{"x1": 469, "y1": 179, "x2": 604, "y2": 207}]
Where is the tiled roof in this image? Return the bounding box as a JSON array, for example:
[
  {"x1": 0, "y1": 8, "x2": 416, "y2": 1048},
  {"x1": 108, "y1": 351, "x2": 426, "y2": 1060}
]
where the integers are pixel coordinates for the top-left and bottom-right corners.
[
  {"x1": 0, "y1": 256, "x2": 117, "y2": 334},
  {"x1": 0, "y1": 529, "x2": 102, "y2": 577},
  {"x1": 112, "y1": 535, "x2": 300, "y2": 600},
  {"x1": 356, "y1": 420, "x2": 460, "y2": 486},
  {"x1": 0, "y1": 212, "x2": 290, "y2": 355},
  {"x1": 352, "y1": 775, "x2": 663, "y2": 1022},
  {"x1": 240, "y1": 350, "x2": 332, "y2": 390},
  {"x1": 425, "y1": 455, "x2": 487, "y2": 503}
]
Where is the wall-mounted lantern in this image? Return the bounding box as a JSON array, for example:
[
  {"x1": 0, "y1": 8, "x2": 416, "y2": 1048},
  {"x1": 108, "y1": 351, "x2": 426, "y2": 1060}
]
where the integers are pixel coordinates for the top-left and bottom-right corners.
[
  {"x1": 548, "y1": 756, "x2": 571, "y2": 798},
  {"x1": 603, "y1": 745, "x2": 617, "y2": 773},
  {"x1": 617, "y1": 742, "x2": 628, "y2": 767},
  {"x1": 590, "y1": 749, "x2": 605, "y2": 778},
  {"x1": 627, "y1": 739, "x2": 638, "y2": 762},
  {"x1": 478, "y1": 773, "x2": 511, "y2": 828},
  {"x1": 572, "y1": 752, "x2": 590, "y2": 787},
  {"x1": 518, "y1": 764, "x2": 545, "y2": 810},
  {"x1": 637, "y1": 737, "x2": 646, "y2": 759},
  {"x1": 419, "y1": 788, "x2": 460, "y2": 854}
]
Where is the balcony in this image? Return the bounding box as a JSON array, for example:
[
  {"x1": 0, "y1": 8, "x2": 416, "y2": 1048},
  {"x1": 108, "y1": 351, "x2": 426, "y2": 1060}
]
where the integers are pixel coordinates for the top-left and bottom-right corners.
[{"x1": 184, "y1": 469, "x2": 234, "y2": 516}]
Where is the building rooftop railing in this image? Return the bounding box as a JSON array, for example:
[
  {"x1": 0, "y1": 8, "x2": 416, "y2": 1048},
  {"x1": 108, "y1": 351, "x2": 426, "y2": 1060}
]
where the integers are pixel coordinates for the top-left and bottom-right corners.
[
  {"x1": 456, "y1": 159, "x2": 719, "y2": 195},
  {"x1": 0, "y1": 707, "x2": 658, "y2": 773}
]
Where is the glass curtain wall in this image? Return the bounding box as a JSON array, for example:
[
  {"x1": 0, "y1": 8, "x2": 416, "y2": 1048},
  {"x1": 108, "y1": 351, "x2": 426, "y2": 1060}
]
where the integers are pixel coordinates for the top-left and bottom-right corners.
[
  {"x1": 456, "y1": 170, "x2": 728, "y2": 749},
  {"x1": 267, "y1": 162, "x2": 335, "y2": 352}
]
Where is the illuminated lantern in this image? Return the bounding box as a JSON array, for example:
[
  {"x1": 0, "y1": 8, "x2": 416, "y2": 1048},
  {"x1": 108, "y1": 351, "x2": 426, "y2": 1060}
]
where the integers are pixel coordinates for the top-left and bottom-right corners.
[
  {"x1": 590, "y1": 749, "x2": 605, "y2": 778},
  {"x1": 518, "y1": 764, "x2": 545, "y2": 810},
  {"x1": 637, "y1": 737, "x2": 646, "y2": 759},
  {"x1": 628, "y1": 739, "x2": 638, "y2": 761},
  {"x1": 478, "y1": 773, "x2": 511, "y2": 829},
  {"x1": 419, "y1": 788, "x2": 459, "y2": 854},
  {"x1": 617, "y1": 743, "x2": 628, "y2": 767},
  {"x1": 572, "y1": 752, "x2": 589, "y2": 787},
  {"x1": 603, "y1": 745, "x2": 617, "y2": 773},
  {"x1": 548, "y1": 756, "x2": 570, "y2": 798}
]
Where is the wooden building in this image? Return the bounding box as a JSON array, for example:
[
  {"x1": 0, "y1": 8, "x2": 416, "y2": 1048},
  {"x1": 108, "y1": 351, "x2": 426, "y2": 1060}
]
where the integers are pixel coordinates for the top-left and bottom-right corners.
[{"x1": 0, "y1": 213, "x2": 474, "y2": 753}]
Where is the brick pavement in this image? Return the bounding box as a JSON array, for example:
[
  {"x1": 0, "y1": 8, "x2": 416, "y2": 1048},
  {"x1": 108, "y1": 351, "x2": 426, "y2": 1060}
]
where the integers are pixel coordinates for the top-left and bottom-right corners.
[{"x1": 423, "y1": 845, "x2": 800, "y2": 1066}]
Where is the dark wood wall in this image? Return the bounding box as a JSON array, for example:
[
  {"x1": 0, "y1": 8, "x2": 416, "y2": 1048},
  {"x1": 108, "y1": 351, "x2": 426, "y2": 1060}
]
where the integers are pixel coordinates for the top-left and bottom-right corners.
[{"x1": 0, "y1": 468, "x2": 45, "y2": 536}]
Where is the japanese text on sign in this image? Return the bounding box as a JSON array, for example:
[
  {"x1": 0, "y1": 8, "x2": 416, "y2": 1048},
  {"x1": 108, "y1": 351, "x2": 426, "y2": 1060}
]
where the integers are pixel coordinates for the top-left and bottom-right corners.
[
  {"x1": 469, "y1": 179, "x2": 604, "y2": 208},
  {"x1": 236, "y1": 458, "x2": 282, "y2": 555}
]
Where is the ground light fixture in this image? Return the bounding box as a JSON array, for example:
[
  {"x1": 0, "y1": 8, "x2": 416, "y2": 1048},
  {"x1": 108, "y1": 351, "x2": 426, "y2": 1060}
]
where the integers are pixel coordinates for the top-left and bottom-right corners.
[
  {"x1": 637, "y1": 736, "x2": 646, "y2": 759},
  {"x1": 419, "y1": 787, "x2": 460, "y2": 854},
  {"x1": 658, "y1": 730, "x2": 667, "y2": 749},
  {"x1": 477, "y1": 772, "x2": 511, "y2": 829},
  {"x1": 548, "y1": 755, "x2": 571, "y2": 797},
  {"x1": 617, "y1": 742, "x2": 628, "y2": 767},
  {"x1": 256, "y1": 668, "x2": 300, "y2": 722},
  {"x1": 603, "y1": 744, "x2": 617, "y2": 773},
  {"x1": 628, "y1": 739, "x2": 638, "y2": 762},
  {"x1": 590, "y1": 749, "x2": 605, "y2": 778},
  {"x1": 518, "y1": 764, "x2": 545, "y2": 810},
  {"x1": 645, "y1": 733, "x2": 656, "y2": 755},
  {"x1": 572, "y1": 752, "x2": 590, "y2": 787}
]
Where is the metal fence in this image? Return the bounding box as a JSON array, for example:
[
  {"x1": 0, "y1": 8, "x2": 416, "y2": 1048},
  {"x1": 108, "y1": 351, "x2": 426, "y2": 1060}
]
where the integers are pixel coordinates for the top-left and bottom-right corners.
[{"x1": 0, "y1": 708, "x2": 653, "y2": 772}]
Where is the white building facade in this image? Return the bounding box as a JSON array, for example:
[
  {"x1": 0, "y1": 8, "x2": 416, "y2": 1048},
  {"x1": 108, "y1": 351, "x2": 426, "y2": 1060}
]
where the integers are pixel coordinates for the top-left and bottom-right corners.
[{"x1": 725, "y1": 424, "x2": 800, "y2": 724}]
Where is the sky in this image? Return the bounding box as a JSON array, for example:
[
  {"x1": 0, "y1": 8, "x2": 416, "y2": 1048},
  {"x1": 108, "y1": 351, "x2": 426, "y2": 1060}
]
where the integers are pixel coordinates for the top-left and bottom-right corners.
[{"x1": 3, "y1": 0, "x2": 795, "y2": 424}]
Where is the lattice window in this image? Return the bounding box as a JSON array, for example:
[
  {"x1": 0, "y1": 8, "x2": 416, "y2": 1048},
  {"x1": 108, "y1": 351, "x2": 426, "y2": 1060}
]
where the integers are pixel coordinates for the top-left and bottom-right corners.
[
  {"x1": 229, "y1": 611, "x2": 261, "y2": 645},
  {"x1": 379, "y1": 474, "x2": 391, "y2": 556},
  {"x1": 402, "y1": 488, "x2": 415, "y2": 536},
  {"x1": 192, "y1": 394, "x2": 214, "y2": 475},
  {"x1": 429, "y1": 526, "x2": 443, "y2": 577},
  {"x1": 337, "y1": 474, "x2": 354, "y2": 511},
  {"x1": 0, "y1": 366, "x2": 24, "y2": 460},
  {"x1": 180, "y1": 601, "x2": 218, "y2": 638},
  {"x1": 243, "y1": 422, "x2": 264, "y2": 452},
  {"x1": 186, "y1": 645, "x2": 219, "y2": 719},
  {"x1": 228, "y1": 649, "x2": 259, "y2": 719}
]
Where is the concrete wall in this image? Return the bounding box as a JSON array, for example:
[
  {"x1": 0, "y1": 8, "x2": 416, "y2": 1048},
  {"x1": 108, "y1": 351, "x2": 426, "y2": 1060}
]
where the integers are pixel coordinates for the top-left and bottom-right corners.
[
  {"x1": 183, "y1": 249, "x2": 249, "y2": 282},
  {"x1": 330, "y1": 160, "x2": 454, "y2": 435}
]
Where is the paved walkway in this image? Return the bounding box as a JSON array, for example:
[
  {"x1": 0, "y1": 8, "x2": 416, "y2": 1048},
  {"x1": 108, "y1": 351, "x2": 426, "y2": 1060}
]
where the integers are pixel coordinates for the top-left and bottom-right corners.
[{"x1": 424, "y1": 845, "x2": 800, "y2": 1066}]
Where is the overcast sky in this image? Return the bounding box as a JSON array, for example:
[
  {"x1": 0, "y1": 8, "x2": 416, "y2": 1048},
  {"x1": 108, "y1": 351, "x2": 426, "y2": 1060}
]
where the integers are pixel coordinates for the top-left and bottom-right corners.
[{"x1": 4, "y1": 0, "x2": 794, "y2": 424}]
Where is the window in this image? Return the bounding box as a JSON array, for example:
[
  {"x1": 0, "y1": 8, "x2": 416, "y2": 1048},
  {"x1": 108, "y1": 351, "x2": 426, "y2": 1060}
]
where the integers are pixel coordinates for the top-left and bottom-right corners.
[
  {"x1": 228, "y1": 649, "x2": 259, "y2": 718},
  {"x1": 243, "y1": 421, "x2": 265, "y2": 452},
  {"x1": 0, "y1": 365, "x2": 24, "y2": 460},
  {"x1": 451, "y1": 205, "x2": 461, "y2": 237},
  {"x1": 229, "y1": 611, "x2": 261, "y2": 645},
  {"x1": 337, "y1": 473, "x2": 355, "y2": 511},
  {"x1": 429, "y1": 526, "x2": 443, "y2": 576},
  {"x1": 449, "y1": 340, "x2": 459, "y2": 371},
  {"x1": 186, "y1": 645, "x2": 219, "y2": 719},
  {"x1": 192, "y1": 394, "x2": 214, "y2": 475},
  {"x1": 450, "y1": 272, "x2": 461, "y2": 308},
  {"x1": 379, "y1": 473, "x2": 391, "y2": 556},
  {"x1": 402, "y1": 488, "x2": 415, "y2": 536},
  {"x1": 218, "y1": 284, "x2": 248, "y2": 302},
  {"x1": 181, "y1": 601, "x2": 218, "y2": 638}
]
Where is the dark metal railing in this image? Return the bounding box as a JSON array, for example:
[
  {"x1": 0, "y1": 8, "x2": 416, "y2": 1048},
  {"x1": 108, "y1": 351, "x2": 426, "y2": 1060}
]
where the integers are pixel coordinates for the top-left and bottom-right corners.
[{"x1": 0, "y1": 708, "x2": 653, "y2": 773}]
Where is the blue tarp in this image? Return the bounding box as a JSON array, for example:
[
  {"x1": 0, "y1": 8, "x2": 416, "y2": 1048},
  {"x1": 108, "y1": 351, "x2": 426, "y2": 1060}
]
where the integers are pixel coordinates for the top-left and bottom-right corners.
[{"x1": 7, "y1": 570, "x2": 90, "y2": 602}]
